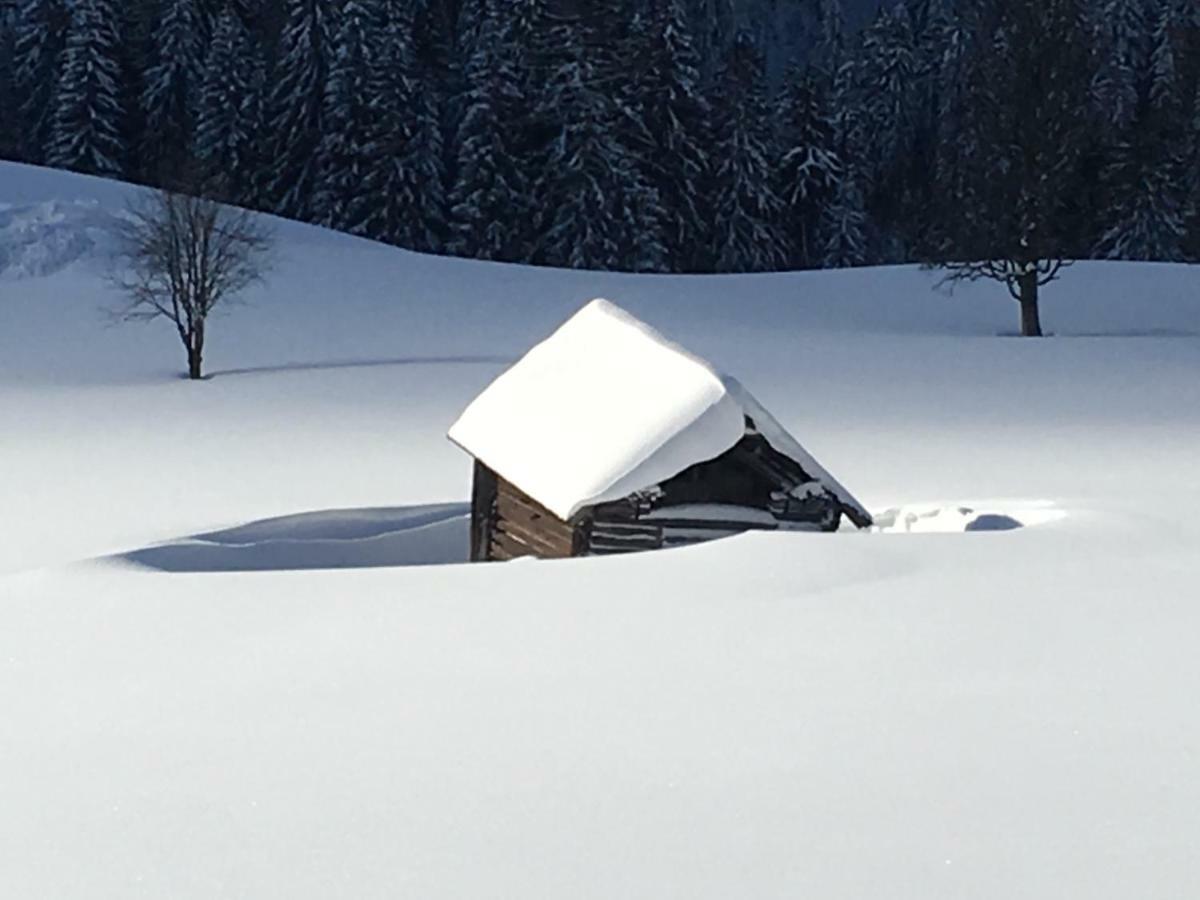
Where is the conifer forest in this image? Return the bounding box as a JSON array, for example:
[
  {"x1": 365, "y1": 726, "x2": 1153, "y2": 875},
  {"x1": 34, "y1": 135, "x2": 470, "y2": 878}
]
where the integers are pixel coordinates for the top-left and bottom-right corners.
[{"x1": 2, "y1": 0, "x2": 1198, "y2": 274}]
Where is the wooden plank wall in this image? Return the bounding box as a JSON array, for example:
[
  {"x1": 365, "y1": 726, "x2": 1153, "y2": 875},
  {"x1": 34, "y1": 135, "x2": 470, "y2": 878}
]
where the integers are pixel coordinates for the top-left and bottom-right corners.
[
  {"x1": 587, "y1": 505, "x2": 790, "y2": 555},
  {"x1": 488, "y1": 475, "x2": 577, "y2": 561},
  {"x1": 470, "y1": 424, "x2": 851, "y2": 563}
]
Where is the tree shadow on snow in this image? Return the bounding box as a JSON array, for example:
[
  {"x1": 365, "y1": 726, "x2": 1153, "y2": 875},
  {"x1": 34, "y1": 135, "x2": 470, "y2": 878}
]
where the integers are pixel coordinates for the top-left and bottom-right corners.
[
  {"x1": 994, "y1": 329, "x2": 1199, "y2": 339},
  {"x1": 206, "y1": 355, "x2": 512, "y2": 379},
  {"x1": 116, "y1": 503, "x2": 471, "y2": 573}
]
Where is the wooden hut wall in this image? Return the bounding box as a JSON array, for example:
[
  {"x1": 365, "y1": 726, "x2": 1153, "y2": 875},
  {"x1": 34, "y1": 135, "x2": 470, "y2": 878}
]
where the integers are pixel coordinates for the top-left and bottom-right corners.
[
  {"x1": 469, "y1": 417, "x2": 848, "y2": 561},
  {"x1": 482, "y1": 470, "x2": 579, "y2": 561},
  {"x1": 469, "y1": 461, "x2": 498, "y2": 562},
  {"x1": 584, "y1": 500, "x2": 778, "y2": 556},
  {"x1": 583, "y1": 426, "x2": 844, "y2": 556}
]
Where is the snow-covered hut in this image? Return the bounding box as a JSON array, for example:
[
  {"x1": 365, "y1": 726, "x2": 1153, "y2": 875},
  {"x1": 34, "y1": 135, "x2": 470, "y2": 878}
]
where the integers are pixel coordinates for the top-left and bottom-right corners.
[{"x1": 448, "y1": 299, "x2": 872, "y2": 561}]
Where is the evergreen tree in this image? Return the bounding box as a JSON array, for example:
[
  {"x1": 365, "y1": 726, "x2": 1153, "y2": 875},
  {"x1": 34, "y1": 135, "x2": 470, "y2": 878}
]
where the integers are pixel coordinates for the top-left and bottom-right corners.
[
  {"x1": 506, "y1": 0, "x2": 558, "y2": 256},
  {"x1": 47, "y1": 0, "x2": 125, "y2": 176},
  {"x1": 531, "y1": 21, "x2": 666, "y2": 271},
  {"x1": 693, "y1": 0, "x2": 734, "y2": 79},
  {"x1": 816, "y1": 0, "x2": 845, "y2": 63},
  {"x1": 1094, "y1": 161, "x2": 1187, "y2": 260},
  {"x1": 12, "y1": 0, "x2": 68, "y2": 162},
  {"x1": 352, "y1": 0, "x2": 445, "y2": 252},
  {"x1": 776, "y1": 68, "x2": 841, "y2": 268},
  {"x1": 1149, "y1": 0, "x2": 1183, "y2": 115},
  {"x1": 820, "y1": 175, "x2": 869, "y2": 268},
  {"x1": 194, "y1": 4, "x2": 265, "y2": 205},
  {"x1": 630, "y1": 0, "x2": 711, "y2": 271},
  {"x1": 856, "y1": 6, "x2": 917, "y2": 168},
  {"x1": 907, "y1": 0, "x2": 954, "y2": 35},
  {"x1": 1081, "y1": 0, "x2": 1150, "y2": 253},
  {"x1": 1096, "y1": 3, "x2": 1189, "y2": 260},
  {"x1": 905, "y1": 0, "x2": 973, "y2": 253},
  {"x1": 1091, "y1": 0, "x2": 1151, "y2": 130},
  {"x1": 710, "y1": 33, "x2": 785, "y2": 272},
  {"x1": 141, "y1": 0, "x2": 203, "y2": 179},
  {"x1": 448, "y1": 0, "x2": 528, "y2": 260},
  {"x1": 313, "y1": 0, "x2": 374, "y2": 232},
  {"x1": 263, "y1": 0, "x2": 333, "y2": 220},
  {"x1": 854, "y1": 4, "x2": 918, "y2": 260},
  {"x1": 0, "y1": 3, "x2": 20, "y2": 162}
]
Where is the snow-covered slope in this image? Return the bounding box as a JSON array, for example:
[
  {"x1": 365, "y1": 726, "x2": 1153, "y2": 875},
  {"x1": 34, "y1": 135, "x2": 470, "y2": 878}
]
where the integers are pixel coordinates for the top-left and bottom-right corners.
[{"x1": 2, "y1": 162, "x2": 1199, "y2": 900}]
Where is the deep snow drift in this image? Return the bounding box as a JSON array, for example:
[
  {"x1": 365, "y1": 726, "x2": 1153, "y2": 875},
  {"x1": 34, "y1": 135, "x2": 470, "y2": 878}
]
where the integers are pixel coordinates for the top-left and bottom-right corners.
[{"x1": 1, "y1": 162, "x2": 1199, "y2": 900}]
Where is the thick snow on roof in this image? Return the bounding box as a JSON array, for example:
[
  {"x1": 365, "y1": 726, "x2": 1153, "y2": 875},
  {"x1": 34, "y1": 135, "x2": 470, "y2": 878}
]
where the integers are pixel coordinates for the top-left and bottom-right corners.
[{"x1": 449, "y1": 299, "x2": 869, "y2": 523}]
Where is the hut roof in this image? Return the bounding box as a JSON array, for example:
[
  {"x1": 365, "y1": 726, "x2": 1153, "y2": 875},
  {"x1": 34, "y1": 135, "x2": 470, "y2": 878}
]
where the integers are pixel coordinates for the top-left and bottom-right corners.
[{"x1": 448, "y1": 299, "x2": 870, "y2": 524}]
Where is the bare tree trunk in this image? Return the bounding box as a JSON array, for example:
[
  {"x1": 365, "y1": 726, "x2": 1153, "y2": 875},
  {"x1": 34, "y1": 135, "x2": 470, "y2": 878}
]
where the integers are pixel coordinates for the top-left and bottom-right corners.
[
  {"x1": 187, "y1": 325, "x2": 204, "y2": 380},
  {"x1": 1018, "y1": 271, "x2": 1043, "y2": 337}
]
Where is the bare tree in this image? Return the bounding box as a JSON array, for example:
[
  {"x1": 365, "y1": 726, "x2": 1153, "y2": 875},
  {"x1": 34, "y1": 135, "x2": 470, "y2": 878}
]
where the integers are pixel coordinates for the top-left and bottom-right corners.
[
  {"x1": 921, "y1": 0, "x2": 1093, "y2": 337},
  {"x1": 111, "y1": 186, "x2": 273, "y2": 379},
  {"x1": 940, "y1": 255, "x2": 1071, "y2": 339}
]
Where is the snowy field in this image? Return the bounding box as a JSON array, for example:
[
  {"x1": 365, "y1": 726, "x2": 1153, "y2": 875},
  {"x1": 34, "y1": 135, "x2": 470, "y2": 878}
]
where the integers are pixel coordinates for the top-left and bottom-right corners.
[{"x1": 2, "y1": 161, "x2": 1199, "y2": 899}]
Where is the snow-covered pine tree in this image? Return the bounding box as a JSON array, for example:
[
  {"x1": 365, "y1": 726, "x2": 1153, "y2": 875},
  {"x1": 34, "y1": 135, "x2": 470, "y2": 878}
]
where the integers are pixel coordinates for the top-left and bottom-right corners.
[
  {"x1": 531, "y1": 20, "x2": 666, "y2": 271},
  {"x1": 820, "y1": 175, "x2": 869, "y2": 268},
  {"x1": 1149, "y1": 0, "x2": 1183, "y2": 116},
  {"x1": 818, "y1": 18, "x2": 871, "y2": 272},
  {"x1": 0, "y1": 3, "x2": 19, "y2": 161},
  {"x1": 352, "y1": 0, "x2": 445, "y2": 252},
  {"x1": 141, "y1": 0, "x2": 202, "y2": 180},
  {"x1": 709, "y1": 32, "x2": 785, "y2": 273},
  {"x1": 312, "y1": 0, "x2": 374, "y2": 233},
  {"x1": 1174, "y1": 1, "x2": 1200, "y2": 256},
  {"x1": 12, "y1": 0, "x2": 68, "y2": 162},
  {"x1": 448, "y1": 0, "x2": 528, "y2": 261},
  {"x1": 1095, "y1": 2, "x2": 1188, "y2": 261},
  {"x1": 1090, "y1": 0, "x2": 1151, "y2": 131},
  {"x1": 918, "y1": 0, "x2": 975, "y2": 133},
  {"x1": 629, "y1": 0, "x2": 711, "y2": 272},
  {"x1": 691, "y1": 0, "x2": 734, "y2": 80},
  {"x1": 411, "y1": 0, "x2": 456, "y2": 88},
  {"x1": 194, "y1": 5, "x2": 265, "y2": 205},
  {"x1": 856, "y1": 5, "x2": 916, "y2": 170},
  {"x1": 853, "y1": 3, "x2": 918, "y2": 260},
  {"x1": 496, "y1": 0, "x2": 577, "y2": 262},
  {"x1": 393, "y1": 4, "x2": 445, "y2": 253},
  {"x1": 263, "y1": 0, "x2": 333, "y2": 221},
  {"x1": 46, "y1": 0, "x2": 125, "y2": 176},
  {"x1": 1094, "y1": 164, "x2": 1187, "y2": 260},
  {"x1": 906, "y1": 0, "x2": 951, "y2": 35},
  {"x1": 776, "y1": 67, "x2": 841, "y2": 269},
  {"x1": 814, "y1": 0, "x2": 845, "y2": 69},
  {"x1": 900, "y1": 0, "x2": 973, "y2": 258}
]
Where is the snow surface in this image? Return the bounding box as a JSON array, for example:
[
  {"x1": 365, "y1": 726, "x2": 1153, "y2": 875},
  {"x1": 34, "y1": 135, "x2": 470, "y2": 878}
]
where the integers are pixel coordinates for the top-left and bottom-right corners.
[{"x1": 3, "y1": 162, "x2": 1200, "y2": 899}]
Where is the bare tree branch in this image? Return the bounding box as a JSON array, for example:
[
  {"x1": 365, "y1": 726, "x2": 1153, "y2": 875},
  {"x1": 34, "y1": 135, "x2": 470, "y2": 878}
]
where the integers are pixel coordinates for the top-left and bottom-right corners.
[{"x1": 109, "y1": 185, "x2": 274, "y2": 379}]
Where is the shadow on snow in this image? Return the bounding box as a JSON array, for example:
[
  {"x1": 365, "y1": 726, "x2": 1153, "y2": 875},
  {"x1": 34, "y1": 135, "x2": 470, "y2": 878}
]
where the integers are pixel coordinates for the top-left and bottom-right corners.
[
  {"x1": 205, "y1": 355, "x2": 512, "y2": 379},
  {"x1": 116, "y1": 503, "x2": 471, "y2": 573}
]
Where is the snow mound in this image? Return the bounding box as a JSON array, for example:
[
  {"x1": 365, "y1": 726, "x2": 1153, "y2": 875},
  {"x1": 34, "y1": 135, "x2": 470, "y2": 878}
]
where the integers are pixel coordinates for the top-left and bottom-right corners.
[
  {"x1": 872, "y1": 501, "x2": 1066, "y2": 533},
  {"x1": 0, "y1": 199, "x2": 119, "y2": 279},
  {"x1": 112, "y1": 504, "x2": 470, "y2": 572}
]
